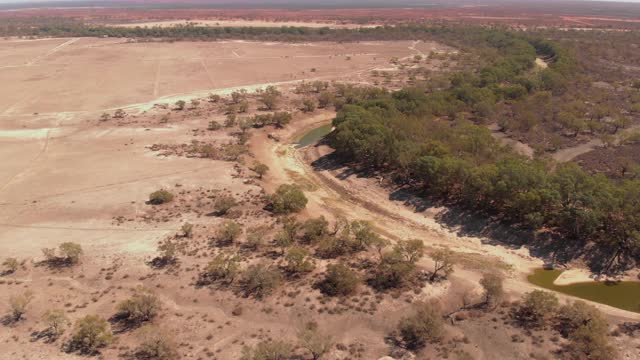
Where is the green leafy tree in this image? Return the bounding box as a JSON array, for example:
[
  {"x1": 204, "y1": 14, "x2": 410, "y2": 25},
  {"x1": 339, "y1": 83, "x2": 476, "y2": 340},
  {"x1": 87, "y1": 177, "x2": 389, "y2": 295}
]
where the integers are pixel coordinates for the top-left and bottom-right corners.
[{"x1": 270, "y1": 184, "x2": 308, "y2": 214}]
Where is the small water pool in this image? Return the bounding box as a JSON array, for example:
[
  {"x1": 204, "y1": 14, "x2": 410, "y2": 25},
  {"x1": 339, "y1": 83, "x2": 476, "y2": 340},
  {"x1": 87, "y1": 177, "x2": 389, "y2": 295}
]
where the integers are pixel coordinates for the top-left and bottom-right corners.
[
  {"x1": 527, "y1": 268, "x2": 640, "y2": 313},
  {"x1": 295, "y1": 124, "x2": 333, "y2": 149}
]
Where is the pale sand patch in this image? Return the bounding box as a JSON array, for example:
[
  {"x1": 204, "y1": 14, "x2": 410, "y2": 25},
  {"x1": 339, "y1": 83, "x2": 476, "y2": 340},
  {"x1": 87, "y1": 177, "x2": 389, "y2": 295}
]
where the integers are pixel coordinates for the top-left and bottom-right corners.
[
  {"x1": 535, "y1": 57, "x2": 548, "y2": 69},
  {"x1": 553, "y1": 268, "x2": 594, "y2": 285}
]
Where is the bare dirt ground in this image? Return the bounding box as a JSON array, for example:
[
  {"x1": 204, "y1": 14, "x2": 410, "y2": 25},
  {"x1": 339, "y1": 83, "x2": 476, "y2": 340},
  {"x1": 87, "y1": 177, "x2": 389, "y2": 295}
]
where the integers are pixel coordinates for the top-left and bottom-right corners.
[{"x1": 0, "y1": 38, "x2": 417, "y2": 116}]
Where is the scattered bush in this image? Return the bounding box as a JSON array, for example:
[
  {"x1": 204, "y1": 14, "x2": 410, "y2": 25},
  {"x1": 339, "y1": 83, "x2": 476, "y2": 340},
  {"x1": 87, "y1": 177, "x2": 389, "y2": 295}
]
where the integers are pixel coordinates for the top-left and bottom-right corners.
[
  {"x1": 318, "y1": 263, "x2": 359, "y2": 296},
  {"x1": 135, "y1": 325, "x2": 178, "y2": 360},
  {"x1": 398, "y1": 300, "x2": 444, "y2": 350},
  {"x1": 371, "y1": 250, "x2": 415, "y2": 290},
  {"x1": 241, "y1": 340, "x2": 292, "y2": 360},
  {"x1": 199, "y1": 252, "x2": 239, "y2": 285},
  {"x1": 270, "y1": 184, "x2": 308, "y2": 214},
  {"x1": 241, "y1": 263, "x2": 281, "y2": 299},
  {"x1": 2, "y1": 257, "x2": 18, "y2": 274},
  {"x1": 559, "y1": 302, "x2": 616, "y2": 360},
  {"x1": 479, "y1": 272, "x2": 504, "y2": 309},
  {"x1": 217, "y1": 221, "x2": 242, "y2": 245},
  {"x1": 42, "y1": 242, "x2": 83, "y2": 266},
  {"x1": 42, "y1": 309, "x2": 69, "y2": 340},
  {"x1": 284, "y1": 247, "x2": 314, "y2": 274},
  {"x1": 429, "y1": 247, "x2": 454, "y2": 281},
  {"x1": 252, "y1": 161, "x2": 269, "y2": 179},
  {"x1": 68, "y1": 315, "x2": 113, "y2": 354},
  {"x1": 300, "y1": 216, "x2": 329, "y2": 244},
  {"x1": 516, "y1": 290, "x2": 559, "y2": 328},
  {"x1": 114, "y1": 109, "x2": 126, "y2": 118},
  {"x1": 149, "y1": 190, "x2": 174, "y2": 205},
  {"x1": 214, "y1": 194, "x2": 237, "y2": 216},
  {"x1": 181, "y1": 222, "x2": 193, "y2": 238},
  {"x1": 207, "y1": 121, "x2": 221, "y2": 131},
  {"x1": 208, "y1": 93, "x2": 221, "y2": 103},
  {"x1": 298, "y1": 321, "x2": 333, "y2": 360},
  {"x1": 245, "y1": 226, "x2": 267, "y2": 250},
  {"x1": 258, "y1": 86, "x2": 281, "y2": 110},
  {"x1": 152, "y1": 240, "x2": 177, "y2": 267},
  {"x1": 9, "y1": 290, "x2": 34, "y2": 321},
  {"x1": 174, "y1": 100, "x2": 186, "y2": 110},
  {"x1": 302, "y1": 98, "x2": 317, "y2": 112},
  {"x1": 115, "y1": 287, "x2": 161, "y2": 326}
]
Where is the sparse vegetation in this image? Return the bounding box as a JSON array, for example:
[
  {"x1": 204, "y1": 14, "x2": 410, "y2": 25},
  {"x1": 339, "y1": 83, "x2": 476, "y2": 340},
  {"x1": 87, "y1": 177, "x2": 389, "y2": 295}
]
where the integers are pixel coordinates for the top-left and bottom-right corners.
[
  {"x1": 217, "y1": 220, "x2": 242, "y2": 245},
  {"x1": 134, "y1": 326, "x2": 179, "y2": 360},
  {"x1": 398, "y1": 300, "x2": 444, "y2": 350},
  {"x1": 241, "y1": 340, "x2": 292, "y2": 360},
  {"x1": 429, "y1": 248, "x2": 455, "y2": 281},
  {"x1": 252, "y1": 161, "x2": 269, "y2": 179},
  {"x1": 199, "y1": 251, "x2": 240, "y2": 285},
  {"x1": 115, "y1": 287, "x2": 161, "y2": 326},
  {"x1": 213, "y1": 194, "x2": 237, "y2": 216},
  {"x1": 149, "y1": 189, "x2": 174, "y2": 205},
  {"x1": 318, "y1": 263, "x2": 359, "y2": 296},
  {"x1": 269, "y1": 184, "x2": 308, "y2": 214},
  {"x1": 67, "y1": 315, "x2": 113, "y2": 354},
  {"x1": 8, "y1": 290, "x2": 34, "y2": 322},
  {"x1": 480, "y1": 273, "x2": 504, "y2": 309},
  {"x1": 2, "y1": 257, "x2": 18, "y2": 274},
  {"x1": 42, "y1": 242, "x2": 83, "y2": 266},
  {"x1": 240, "y1": 263, "x2": 282, "y2": 299},
  {"x1": 42, "y1": 309, "x2": 69, "y2": 340}
]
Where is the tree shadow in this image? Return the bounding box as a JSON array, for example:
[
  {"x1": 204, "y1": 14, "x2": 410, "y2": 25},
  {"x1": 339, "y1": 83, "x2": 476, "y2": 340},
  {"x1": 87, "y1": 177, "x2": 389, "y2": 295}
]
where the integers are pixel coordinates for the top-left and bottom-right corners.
[
  {"x1": 1, "y1": 314, "x2": 17, "y2": 326},
  {"x1": 30, "y1": 329, "x2": 59, "y2": 344}
]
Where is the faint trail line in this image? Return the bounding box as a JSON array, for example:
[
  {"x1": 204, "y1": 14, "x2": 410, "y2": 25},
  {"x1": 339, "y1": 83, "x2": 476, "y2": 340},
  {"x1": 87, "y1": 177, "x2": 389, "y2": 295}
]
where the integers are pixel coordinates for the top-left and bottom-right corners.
[
  {"x1": 0, "y1": 129, "x2": 51, "y2": 193},
  {"x1": 200, "y1": 58, "x2": 215, "y2": 88},
  {"x1": 0, "y1": 165, "x2": 212, "y2": 204},
  {"x1": 27, "y1": 38, "x2": 80, "y2": 66},
  {"x1": 153, "y1": 60, "x2": 161, "y2": 97}
]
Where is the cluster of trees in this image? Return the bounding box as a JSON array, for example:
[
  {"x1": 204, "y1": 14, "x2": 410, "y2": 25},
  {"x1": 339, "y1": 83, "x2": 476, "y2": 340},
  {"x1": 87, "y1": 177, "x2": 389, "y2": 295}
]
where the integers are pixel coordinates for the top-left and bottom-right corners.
[{"x1": 328, "y1": 31, "x2": 639, "y2": 270}]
